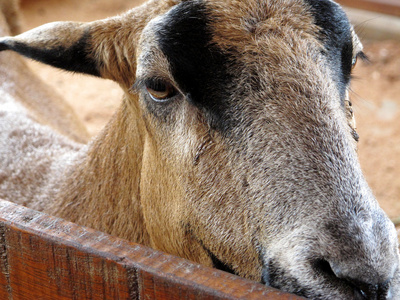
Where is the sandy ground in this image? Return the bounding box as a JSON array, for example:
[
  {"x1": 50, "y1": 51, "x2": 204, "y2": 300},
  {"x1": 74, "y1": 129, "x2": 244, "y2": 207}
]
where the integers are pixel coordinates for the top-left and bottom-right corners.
[{"x1": 19, "y1": 0, "x2": 400, "y2": 219}]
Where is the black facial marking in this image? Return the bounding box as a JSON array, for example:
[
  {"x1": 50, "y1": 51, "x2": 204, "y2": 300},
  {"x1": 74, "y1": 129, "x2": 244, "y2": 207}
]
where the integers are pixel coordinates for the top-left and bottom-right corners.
[
  {"x1": 156, "y1": 0, "x2": 234, "y2": 133},
  {"x1": 1, "y1": 31, "x2": 100, "y2": 77},
  {"x1": 304, "y1": 0, "x2": 354, "y2": 101}
]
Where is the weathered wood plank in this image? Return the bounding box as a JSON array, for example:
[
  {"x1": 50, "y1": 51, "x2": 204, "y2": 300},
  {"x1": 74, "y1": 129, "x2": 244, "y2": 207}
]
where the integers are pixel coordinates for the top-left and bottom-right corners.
[
  {"x1": 0, "y1": 221, "x2": 11, "y2": 300},
  {"x1": 337, "y1": 0, "x2": 400, "y2": 17},
  {"x1": 0, "y1": 200, "x2": 303, "y2": 299}
]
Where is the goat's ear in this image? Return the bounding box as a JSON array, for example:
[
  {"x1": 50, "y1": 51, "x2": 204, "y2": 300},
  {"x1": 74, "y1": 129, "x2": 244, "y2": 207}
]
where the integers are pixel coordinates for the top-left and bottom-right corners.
[
  {"x1": 0, "y1": 0, "x2": 178, "y2": 85},
  {"x1": 0, "y1": 21, "x2": 102, "y2": 77}
]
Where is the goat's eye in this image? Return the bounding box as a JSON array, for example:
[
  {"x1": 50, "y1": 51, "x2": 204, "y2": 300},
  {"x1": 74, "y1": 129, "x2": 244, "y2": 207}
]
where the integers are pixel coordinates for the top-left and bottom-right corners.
[
  {"x1": 351, "y1": 56, "x2": 358, "y2": 70},
  {"x1": 145, "y1": 79, "x2": 176, "y2": 102}
]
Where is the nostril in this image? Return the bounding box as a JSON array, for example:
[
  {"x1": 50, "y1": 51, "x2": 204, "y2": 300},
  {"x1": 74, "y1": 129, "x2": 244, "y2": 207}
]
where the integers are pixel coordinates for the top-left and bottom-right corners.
[
  {"x1": 325, "y1": 261, "x2": 373, "y2": 299},
  {"x1": 312, "y1": 259, "x2": 337, "y2": 278},
  {"x1": 312, "y1": 260, "x2": 391, "y2": 299},
  {"x1": 329, "y1": 262, "x2": 345, "y2": 280}
]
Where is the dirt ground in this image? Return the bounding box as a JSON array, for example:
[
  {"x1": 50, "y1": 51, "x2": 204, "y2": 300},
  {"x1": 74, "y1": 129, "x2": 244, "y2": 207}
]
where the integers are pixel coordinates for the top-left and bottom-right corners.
[{"x1": 19, "y1": 0, "x2": 400, "y2": 220}]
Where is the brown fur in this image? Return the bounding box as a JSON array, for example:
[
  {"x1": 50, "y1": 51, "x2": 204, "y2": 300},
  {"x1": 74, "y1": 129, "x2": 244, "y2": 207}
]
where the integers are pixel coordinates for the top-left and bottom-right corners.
[{"x1": 1, "y1": 0, "x2": 399, "y2": 298}]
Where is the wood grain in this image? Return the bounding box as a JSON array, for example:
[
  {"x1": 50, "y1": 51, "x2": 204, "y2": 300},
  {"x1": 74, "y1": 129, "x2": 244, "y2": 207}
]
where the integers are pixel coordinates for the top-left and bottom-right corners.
[
  {"x1": 337, "y1": 0, "x2": 400, "y2": 17},
  {"x1": 0, "y1": 200, "x2": 303, "y2": 299}
]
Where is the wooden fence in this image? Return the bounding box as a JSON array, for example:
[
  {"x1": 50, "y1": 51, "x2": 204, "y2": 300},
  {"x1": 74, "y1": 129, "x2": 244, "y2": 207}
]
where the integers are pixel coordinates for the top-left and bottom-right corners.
[{"x1": 0, "y1": 200, "x2": 303, "y2": 299}]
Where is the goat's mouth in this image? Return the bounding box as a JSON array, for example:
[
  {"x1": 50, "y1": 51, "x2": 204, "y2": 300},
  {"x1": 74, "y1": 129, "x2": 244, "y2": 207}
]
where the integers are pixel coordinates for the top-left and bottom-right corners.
[
  {"x1": 196, "y1": 239, "x2": 239, "y2": 276},
  {"x1": 261, "y1": 258, "x2": 392, "y2": 299},
  {"x1": 311, "y1": 259, "x2": 366, "y2": 299},
  {"x1": 313, "y1": 259, "x2": 393, "y2": 299},
  {"x1": 207, "y1": 249, "x2": 238, "y2": 276}
]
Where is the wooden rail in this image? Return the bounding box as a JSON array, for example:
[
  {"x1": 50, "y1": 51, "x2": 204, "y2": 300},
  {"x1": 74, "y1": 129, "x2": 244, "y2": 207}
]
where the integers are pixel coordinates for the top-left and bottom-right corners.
[
  {"x1": 336, "y1": 0, "x2": 400, "y2": 17},
  {"x1": 0, "y1": 200, "x2": 303, "y2": 299}
]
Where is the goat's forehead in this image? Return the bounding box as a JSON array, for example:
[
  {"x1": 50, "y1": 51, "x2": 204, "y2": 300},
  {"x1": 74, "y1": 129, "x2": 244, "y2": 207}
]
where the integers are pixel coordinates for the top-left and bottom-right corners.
[
  {"x1": 146, "y1": 0, "x2": 355, "y2": 82},
  {"x1": 153, "y1": 0, "x2": 354, "y2": 47},
  {"x1": 138, "y1": 0, "x2": 355, "y2": 130}
]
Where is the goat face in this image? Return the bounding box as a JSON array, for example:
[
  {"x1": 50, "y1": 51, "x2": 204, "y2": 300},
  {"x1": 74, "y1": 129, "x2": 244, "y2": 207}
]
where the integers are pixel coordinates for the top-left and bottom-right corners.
[{"x1": 1, "y1": 0, "x2": 398, "y2": 298}]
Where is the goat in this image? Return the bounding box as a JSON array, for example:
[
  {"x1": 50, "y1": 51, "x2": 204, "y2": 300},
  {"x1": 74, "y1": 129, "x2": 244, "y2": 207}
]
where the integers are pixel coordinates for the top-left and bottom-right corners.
[{"x1": 1, "y1": 0, "x2": 399, "y2": 298}]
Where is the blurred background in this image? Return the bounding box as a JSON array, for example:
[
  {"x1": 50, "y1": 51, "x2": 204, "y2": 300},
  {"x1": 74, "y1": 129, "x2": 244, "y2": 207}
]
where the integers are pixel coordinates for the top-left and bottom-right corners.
[{"x1": 19, "y1": 0, "x2": 400, "y2": 221}]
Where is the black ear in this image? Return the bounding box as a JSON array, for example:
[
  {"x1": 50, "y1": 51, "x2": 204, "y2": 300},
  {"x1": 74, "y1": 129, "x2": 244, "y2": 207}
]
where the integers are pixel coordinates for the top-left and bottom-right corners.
[{"x1": 0, "y1": 21, "x2": 100, "y2": 77}]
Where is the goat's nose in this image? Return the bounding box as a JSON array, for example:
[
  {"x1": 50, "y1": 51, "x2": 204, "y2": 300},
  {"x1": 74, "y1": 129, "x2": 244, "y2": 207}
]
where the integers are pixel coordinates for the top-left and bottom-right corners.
[{"x1": 330, "y1": 263, "x2": 391, "y2": 300}]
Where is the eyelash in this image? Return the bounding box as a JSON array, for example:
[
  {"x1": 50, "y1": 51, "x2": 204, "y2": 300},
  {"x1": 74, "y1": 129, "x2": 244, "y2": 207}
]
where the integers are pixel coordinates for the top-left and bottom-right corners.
[{"x1": 352, "y1": 51, "x2": 369, "y2": 70}]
